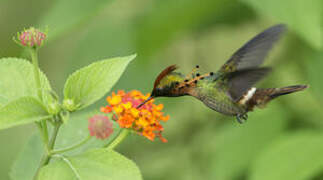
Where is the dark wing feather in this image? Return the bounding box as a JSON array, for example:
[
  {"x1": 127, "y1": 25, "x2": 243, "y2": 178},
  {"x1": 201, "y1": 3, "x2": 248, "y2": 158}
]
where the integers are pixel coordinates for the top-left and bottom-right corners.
[
  {"x1": 226, "y1": 68, "x2": 271, "y2": 101},
  {"x1": 219, "y1": 24, "x2": 286, "y2": 73}
]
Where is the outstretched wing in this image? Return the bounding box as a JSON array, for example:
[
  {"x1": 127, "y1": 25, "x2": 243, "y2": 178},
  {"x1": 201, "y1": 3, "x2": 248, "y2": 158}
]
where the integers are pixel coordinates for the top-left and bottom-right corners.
[
  {"x1": 219, "y1": 24, "x2": 286, "y2": 74},
  {"x1": 226, "y1": 67, "x2": 271, "y2": 101},
  {"x1": 216, "y1": 24, "x2": 285, "y2": 102}
]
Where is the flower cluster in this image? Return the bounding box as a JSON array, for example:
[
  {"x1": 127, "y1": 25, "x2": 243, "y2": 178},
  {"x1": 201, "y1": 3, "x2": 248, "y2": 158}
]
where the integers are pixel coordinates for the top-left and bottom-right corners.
[
  {"x1": 88, "y1": 115, "x2": 114, "y2": 139},
  {"x1": 15, "y1": 27, "x2": 46, "y2": 48},
  {"x1": 101, "y1": 90, "x2": 169, "y2": 142}
]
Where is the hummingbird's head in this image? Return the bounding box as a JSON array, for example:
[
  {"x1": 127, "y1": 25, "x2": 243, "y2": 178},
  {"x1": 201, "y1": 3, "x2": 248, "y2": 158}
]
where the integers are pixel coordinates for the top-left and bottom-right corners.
[
  {"x1": 137, "y1": 65, "x2": 184, "y2": 108},
  {"x1": 137, "y1": 65, "x2": 212, "y2": 108},
  {"x1": 151, "y1": 65, "x2": 185, "y2": 98}
]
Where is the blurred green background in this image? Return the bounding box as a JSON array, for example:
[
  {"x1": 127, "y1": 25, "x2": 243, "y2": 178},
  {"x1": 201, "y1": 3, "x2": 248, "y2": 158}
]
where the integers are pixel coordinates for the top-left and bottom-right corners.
[{"x1": 1, "y1": 0, "x2": 323, "y2": 179}]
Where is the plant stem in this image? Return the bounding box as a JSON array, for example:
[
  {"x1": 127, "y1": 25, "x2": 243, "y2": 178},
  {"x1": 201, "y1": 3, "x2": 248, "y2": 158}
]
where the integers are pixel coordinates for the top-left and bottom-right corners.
[
  {"x1": 42, "y1": 120, "x2": 49, "y2": 147},
  {"x1": 106, "y1": 129, "x2": 129, "y2": 150},
  {"x1": 33, "y1": 122, "x2": 61, "y2": 180},
  {"x1": 30, "y1": 48, "x2": 42, "y2": 101},
  {"x1": 35, "y1": 121, "x2": 49, "y2": 150},
  {"x1": 45, "y1": 123, "x2": 61, "y2": 163},
  {"x1": 35, "y1": 122, "x2": 45, "y2": 143},
  {"x1": 51, "y1": 135, "x2": 92, "y2": 154}
]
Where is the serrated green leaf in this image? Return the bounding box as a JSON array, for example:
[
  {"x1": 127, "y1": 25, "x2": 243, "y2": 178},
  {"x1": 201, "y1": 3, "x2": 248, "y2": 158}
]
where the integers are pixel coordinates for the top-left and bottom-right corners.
[
  {"x1": 0, "y1": 97, "x2": 50, "y2": 130},
  {"x1": 0, "y1": 58, "x2": 53, "y2": 107},
  {"x1": 55, "y1": 111, "x2": 121, "y2": 156},
  {"x1": 10, "y1": 111, "x2": 120, "y2": 180},
  {"x1": 249, "y1": 132, "x2": 323, "y2": 180},
  {"x1": 63, "y1": 54, "x2": 135, "y2": 110},
  {"x1": 38, "y1": 0, "x2": 114, "y2": 41},
  {"x1": 38, "y1": 148, "x2": 142, "y2": 180},
  {"x1": 241, "y1": 0, "x2": 322, "y2": 49}
]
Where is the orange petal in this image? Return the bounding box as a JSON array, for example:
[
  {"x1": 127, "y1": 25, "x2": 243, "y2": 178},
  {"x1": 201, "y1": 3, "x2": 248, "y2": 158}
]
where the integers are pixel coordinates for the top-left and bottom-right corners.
[
  {"x1": 160, "y1": 115, "x2": 170, "y2": 121},
  {"x1": 108, "y1": 95, "x2": 122, "y2": 105},
  {"x1": 117, "y1": 90, "x2": 126, "y2": 96},
  {"x1": 122, "y1": 102, "x2": 132, "y2": 110},
  {"x1": 101, "y1": 106, "x2": 112, "y2": 113},
  {"x1": 155, "y1": 104, "x2": 164, "y2": 111},
  {"x1": 113, "y1": 105, "x2": 124, "y2": 114},
  {"x1": 130, "y1": 108, "x2": 140, "y2": 118},
  {"x1": 159, "y1": 136, "x2": 168, "y2": 143},
  {"x1": 142, "y1": 130, "x2": 155, "y2": 141},
  {"x1": 136, "y1": 117, "x2": 149, "y2": 127}
]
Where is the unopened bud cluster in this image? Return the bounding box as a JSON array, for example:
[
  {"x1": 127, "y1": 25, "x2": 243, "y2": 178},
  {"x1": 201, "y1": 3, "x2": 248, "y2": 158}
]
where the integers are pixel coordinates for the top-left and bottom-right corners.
[
  {"x1": 88, "y1": 115, "x2": 114, "y2": 140},
  {"x1": 15, "y1": 27, "x2": 46, "y2": 48}
]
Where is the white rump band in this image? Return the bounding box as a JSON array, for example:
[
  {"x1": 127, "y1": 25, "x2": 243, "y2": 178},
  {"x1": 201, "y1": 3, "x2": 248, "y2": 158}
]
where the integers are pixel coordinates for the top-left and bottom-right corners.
[{"x1": 239, "y1": 87, "x2": 256, "y2": 104}]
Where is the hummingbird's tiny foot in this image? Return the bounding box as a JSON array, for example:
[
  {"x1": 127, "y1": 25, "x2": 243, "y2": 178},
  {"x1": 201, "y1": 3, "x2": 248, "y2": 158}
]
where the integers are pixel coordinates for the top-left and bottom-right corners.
[
  {"x1": 243, "y1": 113, "x2": 248, "y2": 121},
  {"x1": 236, "y1": 116, "x2": 243, "y2": 124},
  {"x1": 236, "y1": 113, "x2": 248, "y2": 124}
]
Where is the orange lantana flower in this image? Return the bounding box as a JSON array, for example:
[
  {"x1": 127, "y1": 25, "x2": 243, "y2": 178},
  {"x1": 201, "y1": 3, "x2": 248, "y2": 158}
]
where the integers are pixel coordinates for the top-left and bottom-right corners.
[{"x1": 101, "y1": 90, "x2": 169, "y2": 142}]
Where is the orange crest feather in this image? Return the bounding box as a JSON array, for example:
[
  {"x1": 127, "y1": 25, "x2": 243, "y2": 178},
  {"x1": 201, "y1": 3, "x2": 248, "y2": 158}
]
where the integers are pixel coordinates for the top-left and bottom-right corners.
[{"x1": 153, "y1": 65, "x2": 178, "y2": 89}]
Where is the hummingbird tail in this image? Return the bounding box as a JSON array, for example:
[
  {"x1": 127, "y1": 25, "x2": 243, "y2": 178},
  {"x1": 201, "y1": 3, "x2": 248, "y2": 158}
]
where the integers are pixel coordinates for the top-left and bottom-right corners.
[
  {"x1": 268, "y1": 85, "x2": 308, "y2": 99},
  {"x1": 245, "y1": 85, "x2": 308, "y2": 110}
]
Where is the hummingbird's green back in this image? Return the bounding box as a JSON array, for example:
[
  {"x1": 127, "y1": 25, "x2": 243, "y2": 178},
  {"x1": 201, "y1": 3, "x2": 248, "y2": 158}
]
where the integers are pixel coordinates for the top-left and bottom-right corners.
[{"x1": 190, "y1": 77, "x2": 245, "y2": 116}]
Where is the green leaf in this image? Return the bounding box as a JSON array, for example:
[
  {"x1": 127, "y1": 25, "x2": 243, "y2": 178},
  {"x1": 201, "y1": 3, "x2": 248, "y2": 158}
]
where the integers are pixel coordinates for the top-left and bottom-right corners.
[
  {"x1": 249, "y1": 132, "x2": 323, "y2": 180},
  {"x1": 55, "y1": 110, "x2": 121, "y2": 155},
  {"x1": 10, "y1": 111, "x2": 119, "y2": 180},
  {"x1": 63, "y1": 54, "x2": 135, "y2": 110},
  {"x1": 0, "y1": 97, "x2": 50, "y2": 130},
  {"x1": 197, "y1": 105, "x2": 289, "y2": 180},
  {"x1": 0, "y1": 58, "x2": 53, "y2": 107},
  {"x1": 9, "y1": 134, "x2": 43, "y2": 180},
  {"x1": 241, "y1": 0, "x2": 322, "y2": 49},
  {"x1": 38, "y1": 148, "x2": 142, "y2": 180},
  {"x1": 38, "y1": 0, "x2": 114, "y2": 41}
]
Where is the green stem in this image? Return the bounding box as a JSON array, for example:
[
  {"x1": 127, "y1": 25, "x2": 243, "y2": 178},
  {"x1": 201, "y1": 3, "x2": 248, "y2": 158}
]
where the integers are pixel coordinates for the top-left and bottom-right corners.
[
  {"x1": 35, "y1": 121, "x2": 49, "y2": 151},
  {"x1": 30, "y1": 48, "x2": 42, "y2": 101},
  {"x1": 44, "y1": 123, "x2": 61, "y2": 164},
  {"x1": 42, "y1": 120, "x2": 49, "y2": 147},
  {"x1": 33, "y1": 122, "x2": 61, "y2": 180},
  {"x1": 51, "y1": 135, "x2": 92, "y2": 154},
  {"x1": 35, "y1": 122, "x2": 45, "y2": 144},
  {"x1": 106, "y1": 129, "x2": 129, "y2": 150}
]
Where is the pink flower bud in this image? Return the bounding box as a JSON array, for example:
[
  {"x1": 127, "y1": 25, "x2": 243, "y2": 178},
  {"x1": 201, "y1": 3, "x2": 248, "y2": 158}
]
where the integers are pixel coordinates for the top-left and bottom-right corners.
[
  {"x1": 88, "y1": 115, "x2": 113, "y2": 140},
  {"x1": 16, "y1": 27, "x2": 46, "y2": 48}
]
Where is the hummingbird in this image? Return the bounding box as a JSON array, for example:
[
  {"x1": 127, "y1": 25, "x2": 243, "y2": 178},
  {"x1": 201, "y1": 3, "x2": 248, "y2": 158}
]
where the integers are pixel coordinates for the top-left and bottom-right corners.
[{"x1": 138, "y1": 24, "x2": 308, "y2": 123}]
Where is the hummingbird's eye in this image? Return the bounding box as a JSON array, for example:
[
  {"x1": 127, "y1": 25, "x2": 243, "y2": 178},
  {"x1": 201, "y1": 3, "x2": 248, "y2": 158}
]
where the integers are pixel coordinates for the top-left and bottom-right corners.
[{"x1": 175, "y1": 82, "x2": 179, "y2": 85}]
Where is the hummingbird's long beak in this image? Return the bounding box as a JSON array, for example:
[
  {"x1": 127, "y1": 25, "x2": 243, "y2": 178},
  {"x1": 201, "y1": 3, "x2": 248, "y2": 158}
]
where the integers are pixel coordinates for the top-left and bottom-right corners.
[{"x1": 137, "y1": 96, "x2": 154, "y2": 108}]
